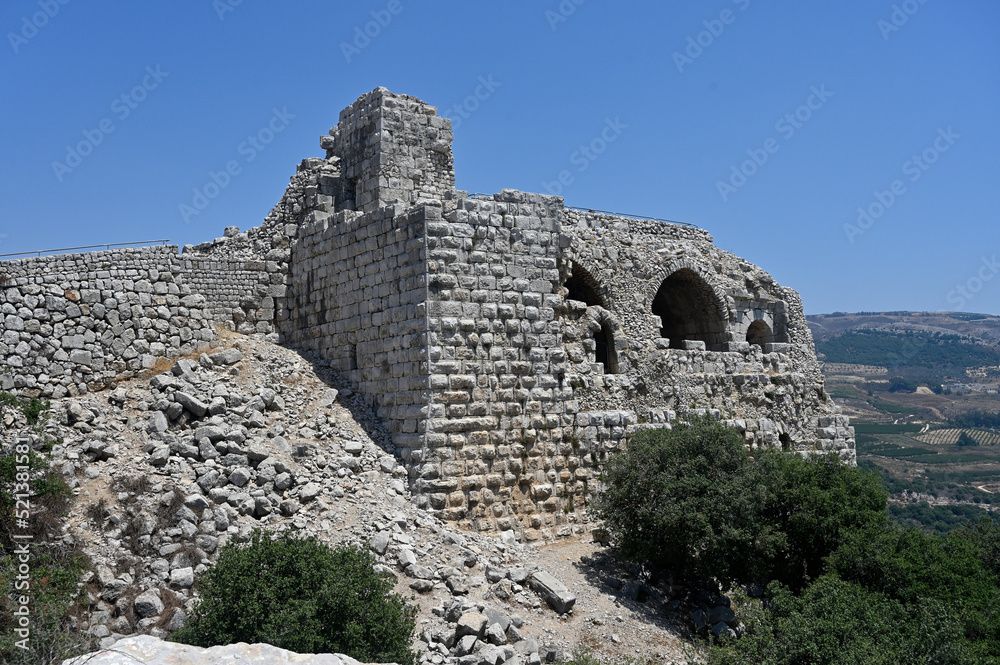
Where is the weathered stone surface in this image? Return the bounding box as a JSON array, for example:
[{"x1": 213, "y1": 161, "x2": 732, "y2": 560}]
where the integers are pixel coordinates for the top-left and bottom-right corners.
[
  {"x1": 133, "y1": 590, "x2": 164, "y2": 618},
  {"x1": 174, "y1": 393, "x2": 208, "y2": 418},
  {"x1": 210, "y1": 348, "x2": 243, "y2": 365},
  {"x1": 528, "y1": 571, "x2": 576, "y2": 614},
  {"x1": 456, "y1": 612, "x2": 488, "y2": 638},
  {"x1": 61, "y1": 635, "x2": 392, "y2": 664},
  {"x1": 0, "y1": 86, "x2": 853, "y2": 542}
]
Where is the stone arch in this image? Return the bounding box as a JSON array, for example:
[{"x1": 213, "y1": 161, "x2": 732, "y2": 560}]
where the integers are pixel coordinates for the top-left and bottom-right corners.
[
  {"x1": 651, "y1": 268, "x2": 728, "y2": 350},
  {"x1": 563, "y1": 261, "x2": 607, "y2": 308},
  {"x1": 746, "y1": 319, "x2": 774, "y2": 350},
  {"x1": 583, "y1": 307, "x2": 622, "y2": 375}
]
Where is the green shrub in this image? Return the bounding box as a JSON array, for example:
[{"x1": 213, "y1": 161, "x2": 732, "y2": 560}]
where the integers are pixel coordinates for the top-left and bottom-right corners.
[
  {"x1": 754, "y1": 451, "x2": 887, "y2": 587},
  {"x1": 709, "y1": 576, "x2": 970, "y2": 665},
  {"x1": 593, "y1": 416, "x2": 779, "y2": 585},
  {"x1": 594, "y1": 417, "x2": 887, "y2": 588},
  {"x1": 172, "y1": 530, "x2": 417, "y2": 665}
]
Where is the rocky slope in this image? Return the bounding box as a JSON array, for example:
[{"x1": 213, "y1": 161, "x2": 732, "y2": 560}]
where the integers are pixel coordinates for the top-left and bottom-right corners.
[{"x1": 8, "y1": 332, "x2": 713, "y2": 665}]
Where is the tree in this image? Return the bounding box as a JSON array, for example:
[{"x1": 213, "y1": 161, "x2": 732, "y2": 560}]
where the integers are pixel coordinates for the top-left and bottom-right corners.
[
  {"x1": 593, "y1": 417, "x2": 888, "y2": 588},
  {"x1": 172, "y1": 530, "x2": 417, "y2": 665},
  {"x1": 957, "y1": 431, "x2": 980, "y2": 447}
]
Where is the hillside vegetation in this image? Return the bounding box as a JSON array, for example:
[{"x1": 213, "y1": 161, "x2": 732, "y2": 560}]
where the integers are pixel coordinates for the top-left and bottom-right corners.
[{"x1": 807, "y1": 311, "x2": 1000, "y2": 534}]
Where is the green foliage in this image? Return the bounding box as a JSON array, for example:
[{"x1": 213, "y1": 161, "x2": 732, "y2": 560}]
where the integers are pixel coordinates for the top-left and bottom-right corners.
[
  {"x1": 593, "y1": 417, "x2": 773, "y2": 585},
  {"x1": 816, "y1": 329, "x2": 1000, "y2": 379},
  {"x1": 598, "y1": 420, "x2": 1000, "y2": 661},
  {"x1": 594, "y1": 418, "x2": 887, "y2": 588},
  {"x1": 958, "y1": 431, "x2": 981, "y2": 446},
  {"x1": 887, "y1": 376, "x2": 916, "y2": 393},
  {"x1": 172, "y1": 530, "x2": 417, "y2": 665},
  {"x1": 0, "y1": 392, "x2": 50, "y2": 427},
  {"x1": 958, "y1": 518, "x2": 1000, "y2": 578},
  {"x1": 0, "y1": 546, "x2": 94, "y2": 665},
  {"x1": 950, "y1": 410, "x2": 1000, "y2": 430},
  {"x1": 709, "y1": 576, "x2": 972, "y2": 665},
  {"x1": 890, "y1": 502, "x2": 1000, "y2": 534},
  {"x1": 753, "y1": 452, "x2": 888, "y2": 588},
  {"x1": 825, "y1": 523, "x2": 1000, "y2": 660},
  {"x1": 851, "y1": 422, "x2": 923, "y2": 435}
]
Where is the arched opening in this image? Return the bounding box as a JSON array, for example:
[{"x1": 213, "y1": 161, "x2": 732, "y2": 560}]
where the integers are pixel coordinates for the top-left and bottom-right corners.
[
  {"x1": 746, "y1": 320, "x2": 774, "y2": 350},
  {"x1": 594, "y1": 321, "x2": 618, "y2": 374},
  {"x1": 779, "y1": 433, "x2": 792, "y2": 450},
  {"x1": 564, "y1": 263, "x2": 605, "y2": 308},
  {"x1": 651, "y1": 269, "x2": 727, "y2": 350}
]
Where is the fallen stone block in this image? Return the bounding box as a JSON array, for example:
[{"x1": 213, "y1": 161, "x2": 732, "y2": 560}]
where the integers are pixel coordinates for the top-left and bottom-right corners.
[{"x1": 528, "y1": 571, "x2": 576, "y2": 614}]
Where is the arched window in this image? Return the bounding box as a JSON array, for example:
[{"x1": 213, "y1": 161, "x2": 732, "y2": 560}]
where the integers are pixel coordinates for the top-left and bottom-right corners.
[
  {"x1": 564, "y1": 263, "x2": 605, "y2": 308},
  {"x1": 651, "y1": 269, "x2": 727, "y2": 350},
  {"x1": 594, "y1": 321, "x2": 618, "y2": 374},
  {"x1": 746, "y1": 320, "x2": 774, "y2": 350}
]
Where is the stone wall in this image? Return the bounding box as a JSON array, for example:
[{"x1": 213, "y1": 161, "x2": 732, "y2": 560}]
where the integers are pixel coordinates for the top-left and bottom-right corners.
[
  {"x1": 180, "y1": 255, "x2": 276, "y2": 335},
  {"x1": 326, "y1": 87, "x2": 455, "y2": 213},
  {"x1": 281, "y1": 203, "x2": 430, "y2": 448},
  {"x1": 0, "y1": 246, "x2": 215, "y2": 397},
  {"x1": 0, "y1": 87, "x2": 854, "y2": 541}
]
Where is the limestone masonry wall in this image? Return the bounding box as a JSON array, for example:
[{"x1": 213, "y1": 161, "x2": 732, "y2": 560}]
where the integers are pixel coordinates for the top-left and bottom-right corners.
[
  {"x1": 1, "y1": 87, "x2": 854, "y2": 539},
  {"x1": 0, "y1": 246, "x2": 215, "y2": 397},
  {"x1": 282, "y1": 203, "x2": 430, "y2": 448}
]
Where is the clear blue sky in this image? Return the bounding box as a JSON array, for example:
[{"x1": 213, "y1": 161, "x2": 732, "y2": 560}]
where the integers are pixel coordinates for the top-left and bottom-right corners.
[{"x1": 2, "y1": 1, "x2": 997, "y2": 315}]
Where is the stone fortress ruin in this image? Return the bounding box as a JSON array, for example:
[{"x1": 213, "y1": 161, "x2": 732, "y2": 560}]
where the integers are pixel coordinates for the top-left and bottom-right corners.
[{"x1": 0, "y1": 88, "x2": 854, "y2": 540}]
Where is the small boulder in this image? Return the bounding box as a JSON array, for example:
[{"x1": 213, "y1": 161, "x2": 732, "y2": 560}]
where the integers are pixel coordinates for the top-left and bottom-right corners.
[{"x1": 133, "y1": 590, "x2": 163, "y2": 618}]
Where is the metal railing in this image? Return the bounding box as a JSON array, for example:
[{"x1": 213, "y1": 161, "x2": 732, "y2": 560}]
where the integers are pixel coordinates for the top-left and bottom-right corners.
[
  {"x1": 465, "y1": 193, "x2": 698, "y2": 229},
  {"x1": 0, "y1": 239, "x2": 171, "y2": 259},
  {"x1": 565, "y1": 206, "x2": 699, "y2": 229}
]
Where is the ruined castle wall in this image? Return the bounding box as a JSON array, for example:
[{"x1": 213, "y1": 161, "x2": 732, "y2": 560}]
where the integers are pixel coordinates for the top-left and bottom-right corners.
[
  {"x1": 179, "y1": 256, "x2": 278, "y2": 335},
  {"x1": 415, "y1": 193, "x2": 606, "y2": 538},
  {"x1": 282, "y1": 204, "x2": 430, "y2": 449},
  {"x1": 560, "y1": 209, "x2": 853, "y2": 455},
  {"x1": 330, "y1": 88, "x2": 455, "y2": 213},
  {"x1": 0, "y1": 246, "x2": 216, "y2": 398}
]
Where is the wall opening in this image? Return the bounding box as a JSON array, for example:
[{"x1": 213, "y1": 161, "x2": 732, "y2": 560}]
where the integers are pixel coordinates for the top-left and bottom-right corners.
[
  {"x1": 594, "y1": 321, "x2": 618, "y2": 374},
  {"x1": 746, "y1": 320, "x2": 774, "y2": 350},
  {"x1": 564, "y1": 262, "x2": 605, "y2": 308},
  {"x1": 651, "y1": 269, "x2": 727, "y2": 350}
]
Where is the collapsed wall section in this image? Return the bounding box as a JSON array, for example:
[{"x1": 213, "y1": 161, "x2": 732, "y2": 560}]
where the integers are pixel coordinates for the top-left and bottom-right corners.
[
  {"x1": 281, "y1": 204, "x2": 430, "y2": 449},
  {"x1": 0, "y1": 246, "x2": 216, "y2": 397}
]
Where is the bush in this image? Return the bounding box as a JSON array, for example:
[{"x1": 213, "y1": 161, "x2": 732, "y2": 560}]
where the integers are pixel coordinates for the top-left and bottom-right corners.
[
  {"x1": 709, "y1": 576, "x2": 970, "y2": 665},
  {"x1": 172, "y1": 530, "x2": 417, "y2": 665},
  {"x1": 594, "y1": 417, "x2": 887, "y2": 588},
  {"x1": 593, "y1": 417, "x2": 778, "y2": 585},
  {"x1": 754, "y1": 451, "x2": 888, "y2": 587}
]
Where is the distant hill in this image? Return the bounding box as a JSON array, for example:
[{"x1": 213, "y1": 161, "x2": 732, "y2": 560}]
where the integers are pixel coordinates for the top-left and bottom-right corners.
[
  {"x1": 807, "y1": 311, "x2": 1000, "y2": 344},
  {"x1": 807, "y1": 312, "x2": 1000, "y2": 385},
  {"x1": 810, "y1": 312, "x2": 1000, "y2": 532}
]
